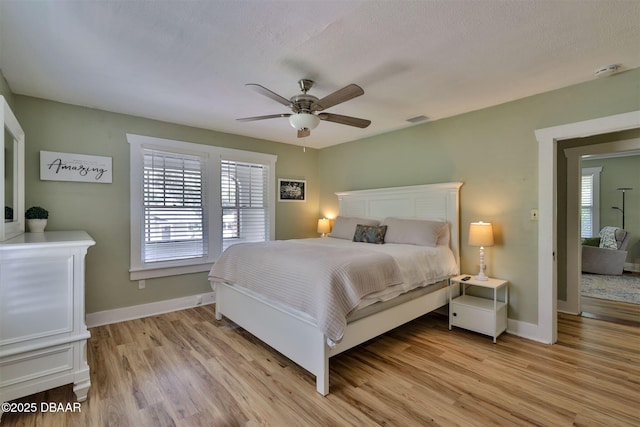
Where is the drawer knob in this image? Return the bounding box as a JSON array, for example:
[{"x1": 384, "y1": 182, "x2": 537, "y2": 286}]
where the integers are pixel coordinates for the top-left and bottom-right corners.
[{"x1": 453, "y1": 312, "x2": 457, "y2": 317}]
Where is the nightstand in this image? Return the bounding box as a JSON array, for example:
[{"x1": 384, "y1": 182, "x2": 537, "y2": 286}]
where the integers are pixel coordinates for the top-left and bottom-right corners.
[{"x1": 448, "y1": 275, "x2": 508, "y2": 343}]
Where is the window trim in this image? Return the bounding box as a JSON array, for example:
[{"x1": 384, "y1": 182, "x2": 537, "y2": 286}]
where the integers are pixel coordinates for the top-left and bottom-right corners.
[{"x1": 127, "y1": 133, "x2": 276, "y2": 280}]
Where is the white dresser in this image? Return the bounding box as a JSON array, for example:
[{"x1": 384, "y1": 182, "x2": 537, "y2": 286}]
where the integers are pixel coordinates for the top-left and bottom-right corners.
[{"x1": 0, "y1": 231, "x2": 95, "y2": 406}]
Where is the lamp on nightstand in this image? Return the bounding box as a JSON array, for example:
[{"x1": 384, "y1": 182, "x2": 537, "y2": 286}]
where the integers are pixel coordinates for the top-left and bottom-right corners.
[
  {"x1": 317, "y1": 218, "x2": 331, "y2": 237},
  {"x1": 469, "y1": 221, "x2": 494, "y2": 281}
]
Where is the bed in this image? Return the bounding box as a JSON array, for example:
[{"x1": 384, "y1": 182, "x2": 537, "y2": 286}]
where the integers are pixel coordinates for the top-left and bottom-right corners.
[{"x1": 209, "y1": 182, "x2": 462, "y2": 395}]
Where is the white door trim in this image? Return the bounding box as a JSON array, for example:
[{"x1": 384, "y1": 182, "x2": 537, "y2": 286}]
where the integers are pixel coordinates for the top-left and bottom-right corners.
[{"x1": 535, "y1": 110, "x2": 640, "y2": 344}]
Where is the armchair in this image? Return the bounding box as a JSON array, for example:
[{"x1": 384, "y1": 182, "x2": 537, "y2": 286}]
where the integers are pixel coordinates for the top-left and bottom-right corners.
[{"x1": 582, "y1": 227, "x2": 630, "y2": 275}]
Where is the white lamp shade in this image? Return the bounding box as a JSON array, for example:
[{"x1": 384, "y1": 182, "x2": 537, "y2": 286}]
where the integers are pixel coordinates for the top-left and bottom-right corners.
[
  {"x1": 317, "y1": 218, "x2": 331, "y2": 234},
  {"x1": 468, "y1": 221, "x2": 494, "y2": 247},
  {"x1": 289, "y1": 113, "x2": 320, "y2": 130}
]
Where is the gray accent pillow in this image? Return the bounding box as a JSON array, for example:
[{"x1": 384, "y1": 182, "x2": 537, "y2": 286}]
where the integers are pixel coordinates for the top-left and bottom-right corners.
[{"x1": 353, "y1": 224, "x2": 387, "y2": 244}]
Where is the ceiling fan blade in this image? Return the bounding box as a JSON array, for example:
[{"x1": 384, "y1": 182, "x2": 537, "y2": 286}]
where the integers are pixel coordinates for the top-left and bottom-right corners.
[
  {"x1": 298, "y1": 128, "x2": 311, "y2": 138},
  {"x1": 246, "y1": 84, "x2": 291, "y2": 106},
  {"x1": 237, "y1": 113, "x2": 291, "y2": 122},
  {"x1": 314, "y1": 84, "x2": 364, "y2": 111},
  {"x1": 318, "y1": 113, "x2": 371, "y2": 128}
]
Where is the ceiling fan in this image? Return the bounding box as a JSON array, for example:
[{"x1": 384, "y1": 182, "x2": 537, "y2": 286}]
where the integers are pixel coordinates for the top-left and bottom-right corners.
[{"x1": 237, "y1": 79, "x2": 371, "y2": 138}]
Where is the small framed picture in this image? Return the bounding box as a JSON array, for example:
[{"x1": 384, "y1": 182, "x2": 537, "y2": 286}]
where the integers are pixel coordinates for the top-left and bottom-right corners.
[{"x1": 278, "y1": 179, "x2": 306, "y2": 202}]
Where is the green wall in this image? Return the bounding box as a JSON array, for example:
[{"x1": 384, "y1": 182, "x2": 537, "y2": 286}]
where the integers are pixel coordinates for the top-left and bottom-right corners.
[
  {"x1": 13, "y1": 96, "x2": 319, "y2": 314},
  {"x1": 5, "y1": 67, "x2": 640, "y2": 324},
  {"x1": 582, "y1": 154, "x2": 640, "y2": 266},
  {"x1": 1, "y1": 72, "x2": 15, "y2": 107},
  {"x1": 318, "y1": 68, "x2": 640, "y2": 325}
]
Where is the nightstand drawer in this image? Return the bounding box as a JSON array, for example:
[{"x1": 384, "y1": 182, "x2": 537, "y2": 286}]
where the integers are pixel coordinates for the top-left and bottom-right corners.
[{"x1": 451, "y1": 295, "x2": 506, "y2": 336}]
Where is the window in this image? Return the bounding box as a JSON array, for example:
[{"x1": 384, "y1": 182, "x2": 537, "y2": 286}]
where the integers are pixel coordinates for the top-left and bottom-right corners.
[
  {"x1": 580, "y1": 166, "x2": 602, "y2": 238},
  {"x1": 128, "y1": 134, "x2": 276, "y2": 280},
  {"x1": 143, "y1": 149, "x2": 207, "y2": 263},
  {"x1": 221, "y1": 160, "x2": 269, "y2": 251}
]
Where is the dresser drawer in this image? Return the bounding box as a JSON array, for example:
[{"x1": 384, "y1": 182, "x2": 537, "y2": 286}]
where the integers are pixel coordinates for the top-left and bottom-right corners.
[{"x1": 0, "y1": 344, "x2": 74, "y2": 388}]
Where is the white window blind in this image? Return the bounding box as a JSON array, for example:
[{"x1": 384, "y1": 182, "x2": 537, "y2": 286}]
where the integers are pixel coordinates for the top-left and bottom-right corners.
[
  {"x1": 581, "y1": 174, "x2": 594, "y2": 238},
  {"x1": 143, "y1": 149, "x2": 208, "y2": 263},
  {"x1": 580, "y1": 166, "x2": 602, "y2": 239},
  {"x1": 221, "y1": 160, "x2": 269, "y2": 251}
]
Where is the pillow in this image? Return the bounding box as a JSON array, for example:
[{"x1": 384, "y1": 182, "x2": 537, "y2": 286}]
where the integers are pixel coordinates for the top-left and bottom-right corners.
[
  {"x1": 353, "y1": 224, "x2": 387, "y2": 244},
  {"x1": 437, "y1": 222, "x2": 450, "y2": 246},
  {"x1": 382, "y1": 217, "x2": 447, "y2": 247},
  {"x1": 582, "y1": 237, "x2": 601, "y2": 247},
  {"x1": 599, "y1": 226, "x2": 620, "y2": 249},
  {"x1": 330, "y1": 216, "x2": 380, "y2": 240}
]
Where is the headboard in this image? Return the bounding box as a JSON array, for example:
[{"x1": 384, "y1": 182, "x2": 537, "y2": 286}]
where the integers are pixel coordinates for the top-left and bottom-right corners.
[{"x1": 335, "y1": 182, "x2": 463, "y2": 268}]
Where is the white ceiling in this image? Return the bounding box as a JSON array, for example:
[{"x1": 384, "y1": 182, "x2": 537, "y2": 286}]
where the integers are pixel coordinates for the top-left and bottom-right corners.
[{"x1": 1, "y1": 1, "x2": 639, "y2": 149}]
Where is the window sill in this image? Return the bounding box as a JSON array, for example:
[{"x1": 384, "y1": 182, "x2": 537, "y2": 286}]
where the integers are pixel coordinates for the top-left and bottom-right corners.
[{"x1": 129, "y1": 262, "x2": 213, "y2": 280}]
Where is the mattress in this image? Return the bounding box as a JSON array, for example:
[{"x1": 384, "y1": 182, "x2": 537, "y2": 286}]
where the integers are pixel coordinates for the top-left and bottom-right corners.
[
  {"x1": 210, "y1": 237, "x2": 458, "y2": 343},
  {"x1": 316, "y1": 237, "x2": 458, "y2": 309},
  {"x1": 347, "y1": 279, "x2": 450, "y2": 323}
]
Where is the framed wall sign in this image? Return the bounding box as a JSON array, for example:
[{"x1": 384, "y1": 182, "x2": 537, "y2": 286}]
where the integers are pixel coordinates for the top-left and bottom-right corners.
[
  {"x1": 40, "y1": 151, "x2": 113, "y2": 183},
  {"x1": 278, "y1": 179, "x2": 306, "y2": 202}
]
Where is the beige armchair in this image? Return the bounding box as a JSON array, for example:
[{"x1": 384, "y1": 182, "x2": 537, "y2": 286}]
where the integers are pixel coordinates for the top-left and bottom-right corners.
[{"x1": 582, "y1": 228, "x2": 629, "y2": 275}]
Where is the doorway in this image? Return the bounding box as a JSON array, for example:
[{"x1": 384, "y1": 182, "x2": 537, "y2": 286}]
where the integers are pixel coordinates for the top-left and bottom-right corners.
[
  {"x1": 535, "y1": 110, "x2": 640, "y2": 344},
  {"x1": 561, "y1": 137, "x2": 640, "y2": 324},
  {"x1": 580, "y1": 148, "x2": 640, "y2": 324}
]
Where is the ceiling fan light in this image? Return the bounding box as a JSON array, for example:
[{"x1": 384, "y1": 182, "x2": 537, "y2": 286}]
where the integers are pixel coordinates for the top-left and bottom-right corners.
[{"x1": 289, "y1": 113, "x2": 320, "y2": 130}]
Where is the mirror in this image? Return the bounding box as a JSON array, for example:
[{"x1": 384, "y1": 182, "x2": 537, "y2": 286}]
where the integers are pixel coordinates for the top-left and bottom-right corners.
[
  {"x1": 5, "y1": 126, "x2": 14, "y2": 222},
  {"x1": 1, "y1": 95, "x2": 25, "y2": 241}
]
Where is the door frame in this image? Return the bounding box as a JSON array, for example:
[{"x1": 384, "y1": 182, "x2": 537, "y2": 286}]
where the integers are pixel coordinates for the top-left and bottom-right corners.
[
  {"x1": 535, "y1": 110, "x2": 640, "y2": 344},
  {"x1": 563, "y1": 138, "x2": 640, "y2": 315}
]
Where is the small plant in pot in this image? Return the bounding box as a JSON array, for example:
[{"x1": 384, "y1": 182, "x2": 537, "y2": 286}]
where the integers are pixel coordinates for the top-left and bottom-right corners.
[{"x1": 25, "y1": 206, "x2": 49, "y2": 232}]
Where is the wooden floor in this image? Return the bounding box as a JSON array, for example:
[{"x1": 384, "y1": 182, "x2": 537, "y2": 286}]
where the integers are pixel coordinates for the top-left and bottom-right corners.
[
  {"x1": 2, "y1": 305, "x2": 639, "y2": 426},
  {"x1": 581, "y1": 271, "x2": 640, "y2": 325},
  {"x1": 581, "y1": 295, "x2": 640, "y2": 325}
]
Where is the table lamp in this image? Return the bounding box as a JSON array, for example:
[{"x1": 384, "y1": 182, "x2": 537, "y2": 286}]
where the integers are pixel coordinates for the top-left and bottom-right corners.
[
  {"x1": 317, "y1": 218, "x2": 331, "y2": 237},
  {"x1": 468, "y1": 221, "x2": 494, "y2": 281}
]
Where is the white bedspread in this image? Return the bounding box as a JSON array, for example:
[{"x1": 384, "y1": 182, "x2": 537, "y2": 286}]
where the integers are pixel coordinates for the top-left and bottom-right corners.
[{"x1": 209, "y1": 238, "x2": 458, "y2": 343}]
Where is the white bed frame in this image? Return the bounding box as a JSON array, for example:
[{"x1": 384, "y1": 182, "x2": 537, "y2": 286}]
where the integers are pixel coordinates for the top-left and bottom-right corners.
[{"x1": 212, "y1": 182, "x2": 462, "y2": 395}]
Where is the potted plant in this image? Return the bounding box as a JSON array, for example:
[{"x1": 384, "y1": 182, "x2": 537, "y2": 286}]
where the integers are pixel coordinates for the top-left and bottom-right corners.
[{"x1": 25, "y1": 206, "x2": 49, "y2": 232}]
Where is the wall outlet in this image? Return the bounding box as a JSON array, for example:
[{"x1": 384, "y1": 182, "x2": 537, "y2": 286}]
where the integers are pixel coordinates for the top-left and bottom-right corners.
[
  {"x1": 138, "y1": 280, "x2": 145, "y2": 289},
  {"x1": 530, "y1": 209, "x2": 539, "y2": 221}
]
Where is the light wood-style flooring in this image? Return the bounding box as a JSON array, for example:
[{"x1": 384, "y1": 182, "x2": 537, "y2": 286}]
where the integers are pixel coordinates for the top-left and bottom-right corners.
[
  {"x1": 580, "y1": 271, "x2": 640, "y2": 325},
  {"x1": 2, "y1": 305, "x2": 639, "y2": 426},
  {"x1": 581, "y1": 295, "x2": 640, "y2": 325}
]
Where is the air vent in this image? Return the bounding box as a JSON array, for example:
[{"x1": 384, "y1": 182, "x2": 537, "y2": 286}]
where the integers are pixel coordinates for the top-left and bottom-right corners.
[
  {"x1": 406, "y1": 115, "x2": 429, "y2": 123},
  {"x1": 595, "y1": 64, "x2": 621, "y2": 78}
]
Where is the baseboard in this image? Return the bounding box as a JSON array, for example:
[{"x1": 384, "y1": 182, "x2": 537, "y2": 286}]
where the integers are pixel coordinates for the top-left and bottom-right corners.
[
  {"x1": 557, "y1": 308, "x2": 580, "y2": 316},
  {"x1": 86, "y1": 293, "x2": 547, "y2": 344},
  {"x1": 507, "y1": 318, "x2": 547, "y2": 343},
  {"x1": 85, "y1": 292, "x2": 216, "y2": 328},
  {"x1": 624, "y1": 262, "x2": 639, "y2": 273},
  {"x1": 557, "y1": 298, "x2": 579, "y2": 315}
]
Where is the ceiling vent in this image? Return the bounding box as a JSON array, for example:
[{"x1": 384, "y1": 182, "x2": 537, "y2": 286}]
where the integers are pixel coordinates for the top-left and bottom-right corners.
[
  {"x1": 594, "y1": 64, "x2": 621, "y2": 78},
  {"x1": 406, "y1": 115, "x2": 429, "y2": 123}
]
